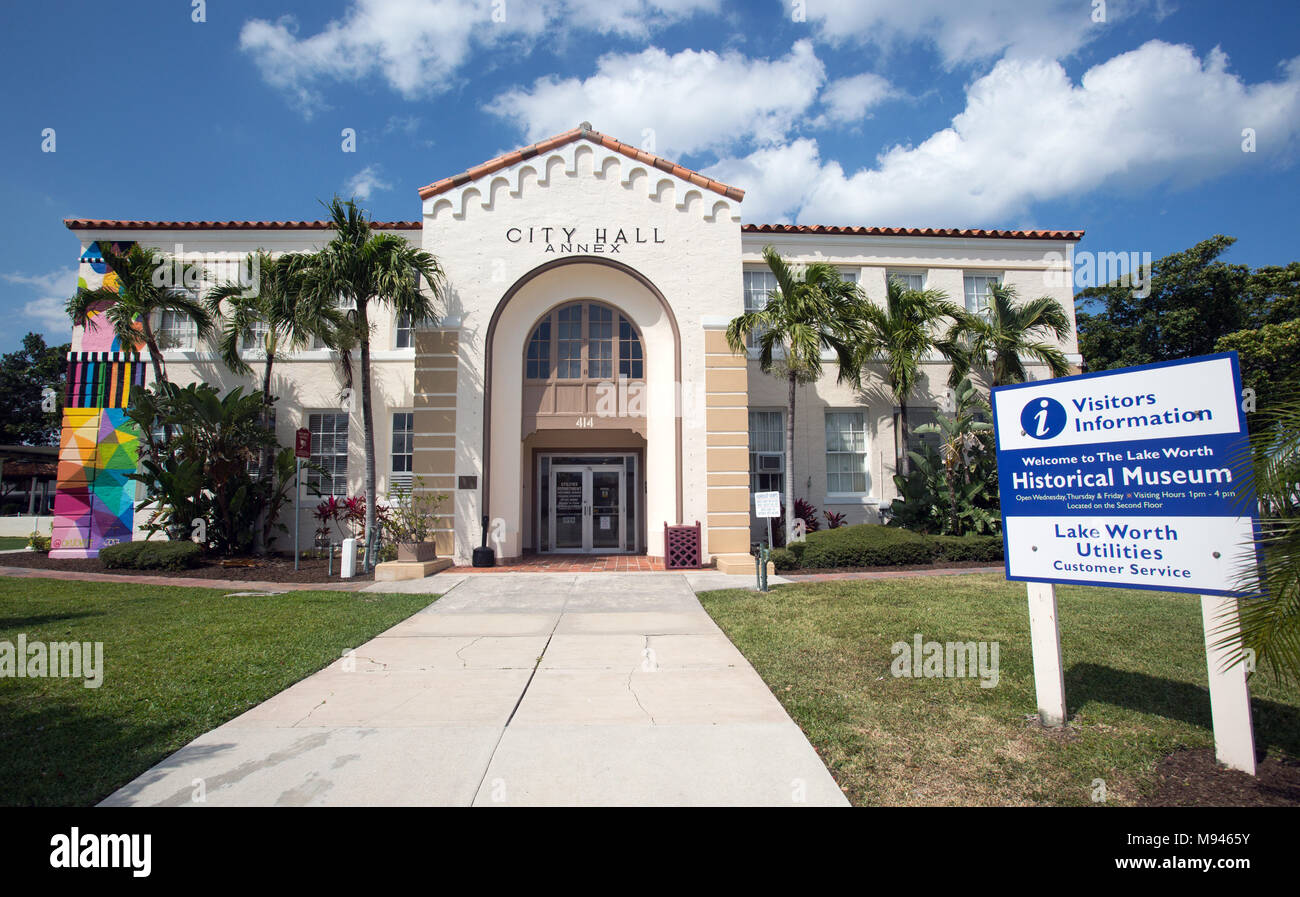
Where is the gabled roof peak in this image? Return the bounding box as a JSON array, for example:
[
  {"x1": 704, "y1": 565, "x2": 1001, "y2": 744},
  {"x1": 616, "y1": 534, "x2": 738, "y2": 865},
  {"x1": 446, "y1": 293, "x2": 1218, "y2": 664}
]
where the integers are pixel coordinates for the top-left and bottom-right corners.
[{"x1": 416, "y1": 125, "x2": 745, "y2": 203}]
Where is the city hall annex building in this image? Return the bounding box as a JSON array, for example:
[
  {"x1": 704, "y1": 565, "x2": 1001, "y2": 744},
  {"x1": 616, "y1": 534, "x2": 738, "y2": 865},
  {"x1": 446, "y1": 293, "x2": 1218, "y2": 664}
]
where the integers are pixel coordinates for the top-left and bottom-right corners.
[{"x1": 62, "y1": 125, "x2": 1083, "y2": 572}]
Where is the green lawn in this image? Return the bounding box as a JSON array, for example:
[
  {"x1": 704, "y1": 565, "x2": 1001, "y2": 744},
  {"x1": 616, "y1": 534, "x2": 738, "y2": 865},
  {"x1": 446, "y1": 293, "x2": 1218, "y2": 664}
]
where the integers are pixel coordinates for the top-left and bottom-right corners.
[
  {"x1": 699, "y1": 574, "x2": 1300, "y2": 806},
  {"x1": 0, "y1": 537, "x2": 29, "y2": 551},
  {"x1": 0, "y1": 576, "x2": 433, "y2": 806}
]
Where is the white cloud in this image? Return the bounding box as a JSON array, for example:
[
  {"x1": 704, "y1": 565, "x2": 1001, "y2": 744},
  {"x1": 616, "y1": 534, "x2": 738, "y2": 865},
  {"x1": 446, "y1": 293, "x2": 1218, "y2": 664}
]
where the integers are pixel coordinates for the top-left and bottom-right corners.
[
  {"x1": 240, "y1": 0, "x2": 718, "y2": 115},
  {"x1": 3, "y1": 269, "x2": 78, "y2": 339},
  {"x1": 706, "y1": 41, "x2": 1300, "y2": 226},
  {"x1": 803, "y1": 0, "x2": 1161, "y2": 67},
  {"x1": 819, "y1": 73, "x2": 896, "y2": 124},
  {"x1": 343, "y1": 164, "x2": 393, "y2": 201},
  {"x1": 485, "y1": 40, "x2": 825, "y2": 158}
]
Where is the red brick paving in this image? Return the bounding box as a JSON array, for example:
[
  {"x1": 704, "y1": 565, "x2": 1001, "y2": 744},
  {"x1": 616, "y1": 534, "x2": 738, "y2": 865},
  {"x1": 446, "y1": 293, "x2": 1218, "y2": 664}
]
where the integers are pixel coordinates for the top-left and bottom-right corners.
[
  {"x1": 0, "y1": 565, "x2": 367, "y2": 591},
  {"x1": 450, "y1": 554, "x2": 668, "y2": 573}
]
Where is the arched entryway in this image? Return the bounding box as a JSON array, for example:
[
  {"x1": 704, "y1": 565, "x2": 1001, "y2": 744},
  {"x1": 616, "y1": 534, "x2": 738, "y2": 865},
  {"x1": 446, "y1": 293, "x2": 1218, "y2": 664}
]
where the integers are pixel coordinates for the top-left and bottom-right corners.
[{"x1": 483, "y1": 257, "x2": 681, "y2": 558}]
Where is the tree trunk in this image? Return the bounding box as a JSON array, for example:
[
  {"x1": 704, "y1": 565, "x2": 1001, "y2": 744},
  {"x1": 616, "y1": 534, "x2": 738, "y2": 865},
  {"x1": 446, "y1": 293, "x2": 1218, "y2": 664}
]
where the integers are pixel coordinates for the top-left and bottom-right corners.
[
  {"x1": 785, "y1": 369, "x2": 797, "y2": 546},
  {"x1": 257, "y1": 353, "x2": 276, "y2": 554},
  {"x1": 898, "y1": 397, "x2": 910, "y2": 476},
  {"x1": 141, "y1": 323, "x2": 171, "y2": 445},
  {"x1": 357, "y1": 302, "x2": 377, "y2": 571}
]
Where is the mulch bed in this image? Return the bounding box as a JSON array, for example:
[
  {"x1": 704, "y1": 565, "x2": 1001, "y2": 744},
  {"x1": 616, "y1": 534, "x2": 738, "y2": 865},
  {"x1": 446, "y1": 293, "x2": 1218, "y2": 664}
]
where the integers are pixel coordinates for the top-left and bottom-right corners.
[
  {"x1": 785, "y1": 560, "x2": 1002, "y2": 575},
  {"x1": 1142, "y1": 748, "x2": 1300, "y2": 807},
  {"x1": 1, "y1": 551, "x2": 374, "y2": 584}
]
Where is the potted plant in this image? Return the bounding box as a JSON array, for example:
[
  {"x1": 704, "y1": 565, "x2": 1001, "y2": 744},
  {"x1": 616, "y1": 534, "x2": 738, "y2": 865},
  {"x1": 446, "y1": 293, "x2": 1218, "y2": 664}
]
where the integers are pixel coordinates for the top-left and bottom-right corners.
[{"x1": 384, "y1": 477, "x2": 447, "y2": 562}]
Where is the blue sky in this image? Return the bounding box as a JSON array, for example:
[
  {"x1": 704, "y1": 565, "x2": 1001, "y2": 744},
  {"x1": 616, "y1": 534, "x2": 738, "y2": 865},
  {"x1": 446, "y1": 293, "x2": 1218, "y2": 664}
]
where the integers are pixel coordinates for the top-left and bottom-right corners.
[{"x1": 1, "y1": 0, "x2": 1297, "y2": 353}]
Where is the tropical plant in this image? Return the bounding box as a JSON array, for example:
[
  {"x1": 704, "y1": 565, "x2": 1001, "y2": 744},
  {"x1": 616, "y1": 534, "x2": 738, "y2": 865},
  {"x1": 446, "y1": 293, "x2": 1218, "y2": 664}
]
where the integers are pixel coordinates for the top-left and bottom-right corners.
[
  {"x1": 823, "y1": 510, "x2": 847, "y2": 529},
  {"x1": 726, "y1": 246, "x2": 869, "y2": 543},
  {"x1": 65, "y1": 242, "x2": 215, "y2": 389},
  {"x1": 890, "y1": 378, "x2": 1000, "y2": 536},
  {"x1": 857, "y1": 276, "x2": 965, "y2": 474},
  {"x1": 794, "y1": 498, "x2": 821, "y2": 533},
  {"x1": 1217, "y1": 393, "x2": 1300, "y2": 684},
  {"x1": 205, "y1": 251, "x2": 338, "y2": 404},
  {"x1": 124, "y1": 383, "x2": 286, "y2": 554},
  {"x1": 294, "y1": 198, "x2": 446, "y2": 570},
  {"x1": 384, "y1": 477, "x2": 448, "y2": 544},
  {"x1": 951, "y1": 282, "x2": 1072, "y2": 386}
]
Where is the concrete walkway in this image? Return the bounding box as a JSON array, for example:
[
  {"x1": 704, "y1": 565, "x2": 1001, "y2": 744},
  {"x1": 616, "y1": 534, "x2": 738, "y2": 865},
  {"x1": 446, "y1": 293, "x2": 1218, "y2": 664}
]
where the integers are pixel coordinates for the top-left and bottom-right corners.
[{"x1": 101, "y1": 572, "x2": 844, "y2": 807}]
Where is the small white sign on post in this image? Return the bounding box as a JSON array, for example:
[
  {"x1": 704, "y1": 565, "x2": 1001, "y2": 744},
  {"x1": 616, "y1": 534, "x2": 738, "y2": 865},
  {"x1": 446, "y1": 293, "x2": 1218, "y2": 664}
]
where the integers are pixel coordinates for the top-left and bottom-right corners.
[
  {"x1": 753, "y1": 491, "x2": 781, "y2": 518},
  {"x1": 754, "y1": 490, "x2": 781, "y2": 553}
]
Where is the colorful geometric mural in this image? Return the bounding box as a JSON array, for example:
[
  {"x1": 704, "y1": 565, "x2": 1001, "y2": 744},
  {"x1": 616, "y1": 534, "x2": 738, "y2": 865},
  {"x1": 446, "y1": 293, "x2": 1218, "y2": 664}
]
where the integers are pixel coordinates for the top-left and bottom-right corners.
[{"x1": 49, "y1": 241, "x2": 147, "y2": 558}]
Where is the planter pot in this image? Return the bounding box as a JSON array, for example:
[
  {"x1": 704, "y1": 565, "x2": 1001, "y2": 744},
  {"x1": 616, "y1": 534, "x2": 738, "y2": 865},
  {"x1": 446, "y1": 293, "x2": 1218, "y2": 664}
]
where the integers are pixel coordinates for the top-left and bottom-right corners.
[{"x1": 396, "y1": 541, "x2": 438, "y2": 563}]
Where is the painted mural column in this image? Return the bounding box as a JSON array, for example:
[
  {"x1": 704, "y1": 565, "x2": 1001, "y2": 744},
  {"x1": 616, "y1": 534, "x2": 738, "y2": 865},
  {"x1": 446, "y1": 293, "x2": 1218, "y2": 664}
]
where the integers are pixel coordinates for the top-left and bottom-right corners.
[{"x1": 49, "y1": 242, "x2": 146, "y2": 559}]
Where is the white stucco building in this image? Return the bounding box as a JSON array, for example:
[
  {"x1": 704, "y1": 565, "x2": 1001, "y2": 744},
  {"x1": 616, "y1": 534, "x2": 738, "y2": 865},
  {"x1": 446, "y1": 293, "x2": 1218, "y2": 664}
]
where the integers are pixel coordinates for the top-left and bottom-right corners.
[{"x1": 62, "y1": 124, "x2": 1082, "y2": 571}]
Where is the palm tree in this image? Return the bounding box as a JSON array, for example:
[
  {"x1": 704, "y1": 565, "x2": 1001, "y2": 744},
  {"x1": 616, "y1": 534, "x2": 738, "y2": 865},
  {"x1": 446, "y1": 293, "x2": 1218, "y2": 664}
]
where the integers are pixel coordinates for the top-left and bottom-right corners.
[
  {"x1": 726, "y1": 246, "x2": 868, "y2": 543},
  {"x1": 952, "y1": 282, "x2": 1073, "y2": 386},
  {"x1": 205, "y1": 250, "x2": 339, "y2": 408},
  {"x1": 296, "y1": 197, "x2": 446, "y2": 570},
  {"x1": 66, "y1": 242, "x2": 215, "y2": 388},
  {"x1": 1215, "y1": 393, "x2": 1300, "y2": 684},
  {"x1": 857, "y1": 275, "x2": 966, "y2": 475}
]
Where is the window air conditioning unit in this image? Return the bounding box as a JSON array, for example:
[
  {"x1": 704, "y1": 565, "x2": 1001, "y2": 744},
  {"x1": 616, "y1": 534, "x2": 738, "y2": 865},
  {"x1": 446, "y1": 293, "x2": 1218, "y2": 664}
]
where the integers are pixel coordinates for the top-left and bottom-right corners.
[{"x1": 756, "y1": 452, "x2": 784, "y2": 473}]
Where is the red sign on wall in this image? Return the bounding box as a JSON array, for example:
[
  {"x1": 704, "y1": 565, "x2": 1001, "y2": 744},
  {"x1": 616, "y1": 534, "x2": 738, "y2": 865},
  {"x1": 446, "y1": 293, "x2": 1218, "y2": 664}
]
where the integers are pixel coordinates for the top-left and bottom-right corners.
[{"x1": 294, "y1": 428, "x2": 311, "y2": 459}]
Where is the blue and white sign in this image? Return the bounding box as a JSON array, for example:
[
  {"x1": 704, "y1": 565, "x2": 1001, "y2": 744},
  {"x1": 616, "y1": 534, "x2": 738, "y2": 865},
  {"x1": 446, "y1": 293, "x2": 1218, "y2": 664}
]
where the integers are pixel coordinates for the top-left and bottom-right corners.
[{"x1": 991, "y1": 352, "x2": 1258, "y2": 596}]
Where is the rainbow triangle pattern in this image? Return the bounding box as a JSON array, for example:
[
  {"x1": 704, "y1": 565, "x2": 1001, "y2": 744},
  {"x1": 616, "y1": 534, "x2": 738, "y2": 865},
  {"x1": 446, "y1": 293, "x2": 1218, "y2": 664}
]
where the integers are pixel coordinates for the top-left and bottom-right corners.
[{"x1": 50, "y1": 407, "x2": 141, "y2": 558}]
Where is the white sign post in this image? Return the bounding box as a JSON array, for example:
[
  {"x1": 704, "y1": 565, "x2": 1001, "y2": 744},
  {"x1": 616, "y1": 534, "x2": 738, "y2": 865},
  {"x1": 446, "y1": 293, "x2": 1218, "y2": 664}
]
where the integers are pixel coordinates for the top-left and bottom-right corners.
[
  {"x1": 1201, "y1": 594, "x2": 1258, "y2": 774},
  {"x1": 992, "y1": 352, "x2": 1259, "y2": 771},
  {"x1": 1026, "y1": 582, "x2": 1067, "y2": 728}
]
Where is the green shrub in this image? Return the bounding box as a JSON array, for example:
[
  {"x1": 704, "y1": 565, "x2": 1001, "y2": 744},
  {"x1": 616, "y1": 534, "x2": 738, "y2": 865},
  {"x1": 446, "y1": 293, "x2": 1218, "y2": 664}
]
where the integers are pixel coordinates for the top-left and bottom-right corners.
[
  {"x1": 26, "y1": 531, "x2": 50, "y2": 552},
  {"x1": 799, "y1": 524, "x2": 935, "y2": 569},
  {"x1": 768, "y1": 547, "x2": 799, "y2": 571},
  {"x1": 100, "y1": 540, "x2": 202, "y2": 571},
  {"x1": 929, "y1": 534, "x2": 1004, "y2": 563},
  {"x1": 787, "y1": 540, "x2": 807, "y2": 562}
]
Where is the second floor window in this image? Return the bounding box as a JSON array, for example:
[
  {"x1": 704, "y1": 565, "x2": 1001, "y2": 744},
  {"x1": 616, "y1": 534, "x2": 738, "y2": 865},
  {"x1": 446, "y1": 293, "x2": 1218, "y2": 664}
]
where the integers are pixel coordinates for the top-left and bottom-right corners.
[
  {"x1": 964, "y1": 273, "x2": 1001, "y2": 316},
  {"x1": 395, "y1": 313, "x2": 412, "y2": 349},
  {"x1": 157, "y1": 309, "x2": 197, "y2": 350},
  {"x1": 525, "y1": 302, "x2": 643, "y2": 383}
]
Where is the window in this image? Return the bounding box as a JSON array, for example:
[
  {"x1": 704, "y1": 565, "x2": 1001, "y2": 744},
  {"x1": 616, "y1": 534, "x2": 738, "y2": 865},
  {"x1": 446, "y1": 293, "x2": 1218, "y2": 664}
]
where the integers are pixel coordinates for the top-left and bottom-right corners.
[
  {"x1": 619, "y1": 317, "x2": 643, "y2": 378},
  {"x1": 889, "y1": 270, "x2": 926, "y2": 293},
  {"x1": 241, "y1": 319, "x2": 271, "y2": 351},
  {"x1": 247, "y1": 407, "x2": 278, "y2": 479},
  {"x1": 306, "y1": 412, "x2": 349, "y2": 496},
  {"x1": 742, "y1": 269, "x2": 777, "y2": 346},
  {"x1": 826, "y1": 411, "x2": 868, "y2": 494},
  {"x1": 395, "y1": 313, "x2": 412, "y2": 349},
  {"x1": 313, "y1": 295, "x2": 356, "y2": 348},
  {"x1": 524, "y1": 303, "x2": 644, "y2": 382},
  {"x1": 748, "y1": 410, "x2": 785, "y2": 495},
  {"x1": 390, "y1": 412, "x2": 413, "y2": 490},
  {"x1": 556, "y1": 304, "x2": 583, "y2": 379},
  {"x1": 158, "y1": 309, "x2": 197, "y2": 350},
  {"x1": 587, "y1": 305, "x2": 613, "y2": 379},
  {"x1": 526, "y1": 320, "x2": 551, "y2": 379},
  {"x1": 964, "y1": 273, "x2": 1001, "y2": 316},
  {"x1": 905, "y1": 407, "x2": 941, "y2": 457}
]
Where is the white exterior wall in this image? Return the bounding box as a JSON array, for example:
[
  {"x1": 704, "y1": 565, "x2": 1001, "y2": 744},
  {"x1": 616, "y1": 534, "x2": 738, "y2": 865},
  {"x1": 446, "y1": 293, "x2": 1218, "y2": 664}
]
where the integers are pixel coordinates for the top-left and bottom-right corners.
[
  {"x1": 421, "y1": 140, "x2": 743, "y2": 561},
  {"x1": 67, "y1": 228, "x2": 421, "y2": 546},
  {"x1": 741, "y1": 233, "x2": 1079, "y2": 526},
  {"x1": 65, "y1": 156, "x2": 1081, "y2": 560}
]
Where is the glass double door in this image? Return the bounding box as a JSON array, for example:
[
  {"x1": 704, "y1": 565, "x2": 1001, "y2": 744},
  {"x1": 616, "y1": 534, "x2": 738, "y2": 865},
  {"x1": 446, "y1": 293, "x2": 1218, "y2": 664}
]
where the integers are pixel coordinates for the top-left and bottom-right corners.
[{"x1": 550, "y1": 464, "x2": 625, "y2": 552}]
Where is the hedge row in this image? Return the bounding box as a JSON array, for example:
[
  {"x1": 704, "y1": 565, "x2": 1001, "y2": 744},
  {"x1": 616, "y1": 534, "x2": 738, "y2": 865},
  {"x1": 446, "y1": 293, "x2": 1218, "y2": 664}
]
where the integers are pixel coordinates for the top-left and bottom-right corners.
[
  {"x1": 767, "y1": 525, "x2": 1002, "y2": 571},
  {"x1": 99, "y1": 540, "x2": 203, "y2": 571}
]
